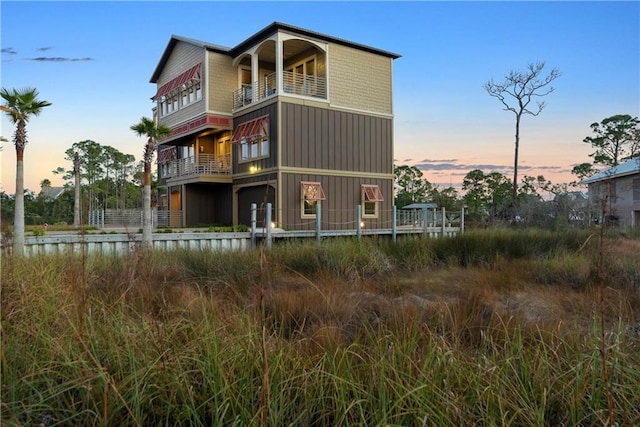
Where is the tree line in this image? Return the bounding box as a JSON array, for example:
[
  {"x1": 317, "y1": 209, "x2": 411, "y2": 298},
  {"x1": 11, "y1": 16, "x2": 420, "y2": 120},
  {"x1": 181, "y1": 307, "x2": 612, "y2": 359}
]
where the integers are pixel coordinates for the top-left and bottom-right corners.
[
  {"x1": 1, "y1": 87, "x2": 167, "y2": 254},
  {"x1": 394, "y1": 113, "x2": 639, "y2": 227},
  {"x1": 2, "y1": 76, "x2": 638, "y2": 253}
]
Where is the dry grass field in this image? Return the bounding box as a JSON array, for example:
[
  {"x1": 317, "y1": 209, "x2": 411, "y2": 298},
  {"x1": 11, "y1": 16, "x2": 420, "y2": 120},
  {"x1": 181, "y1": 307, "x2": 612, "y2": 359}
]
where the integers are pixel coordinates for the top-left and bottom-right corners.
[{"x1": 2, "y1": 229, "x2": 640, "y2": 426}]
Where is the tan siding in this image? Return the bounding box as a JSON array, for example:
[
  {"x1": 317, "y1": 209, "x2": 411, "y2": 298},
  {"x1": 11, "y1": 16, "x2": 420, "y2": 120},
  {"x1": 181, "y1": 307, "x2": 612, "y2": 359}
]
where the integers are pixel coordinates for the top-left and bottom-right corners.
[
  {"x1": 328, "y1": 43, "x2": 393, "y2": 115},
  {"x1": 157, "y1": 43, "x2": 206, "y2": 128},
  {"x1": 207, "y1": 52, "x2": 235, "y2": 113}
]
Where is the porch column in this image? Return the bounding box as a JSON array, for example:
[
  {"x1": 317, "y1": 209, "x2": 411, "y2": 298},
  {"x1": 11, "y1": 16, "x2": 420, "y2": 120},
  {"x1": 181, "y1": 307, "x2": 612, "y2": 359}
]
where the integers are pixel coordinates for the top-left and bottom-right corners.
[
  {"x1": 251, "y1": 53, "x2": 259, "y2": 89},
  {"x1": 275, "y1": 33, "x2": 283, "y2": 96}
]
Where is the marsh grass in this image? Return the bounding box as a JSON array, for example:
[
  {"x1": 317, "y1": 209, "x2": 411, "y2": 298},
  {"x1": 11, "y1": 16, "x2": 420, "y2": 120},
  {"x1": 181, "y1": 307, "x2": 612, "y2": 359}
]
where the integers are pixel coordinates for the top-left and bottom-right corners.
[{"x1": 2, "y1": 229, "x2": 640, "y2": 425}]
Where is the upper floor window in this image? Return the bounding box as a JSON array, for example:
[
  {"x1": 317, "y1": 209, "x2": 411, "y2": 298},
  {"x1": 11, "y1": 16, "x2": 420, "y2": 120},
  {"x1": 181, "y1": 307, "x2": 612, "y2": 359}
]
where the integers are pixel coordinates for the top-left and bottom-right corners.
[
  {"x1": 181, "y1": 80, "x2": 202, "y2": 107},
  {"x1": 232, "y1": 115, "x2": 270, "y2": 162},
  {"x1": 154, "y1": 63, "x2": 202, "y2": 117},
  {"x1": 240, "y1": 137, "x2": 269, "y2": 161},
  {"x1": 284, "y1": 55, "x2": 317, "y2": 96}
]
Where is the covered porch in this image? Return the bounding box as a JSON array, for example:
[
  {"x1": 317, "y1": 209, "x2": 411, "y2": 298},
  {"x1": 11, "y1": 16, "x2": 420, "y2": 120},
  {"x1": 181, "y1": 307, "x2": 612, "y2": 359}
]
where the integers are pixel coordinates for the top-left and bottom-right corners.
[{"x1": 232, "y1": 34, "x2": 328, "y2": 110}]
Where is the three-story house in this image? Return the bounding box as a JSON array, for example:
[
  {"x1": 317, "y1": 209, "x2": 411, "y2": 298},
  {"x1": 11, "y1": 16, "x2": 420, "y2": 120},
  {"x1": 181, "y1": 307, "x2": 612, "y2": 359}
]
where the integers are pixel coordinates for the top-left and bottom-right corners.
[{"x1": 150, "y1": 22, "x2": 400, "y2": 230}]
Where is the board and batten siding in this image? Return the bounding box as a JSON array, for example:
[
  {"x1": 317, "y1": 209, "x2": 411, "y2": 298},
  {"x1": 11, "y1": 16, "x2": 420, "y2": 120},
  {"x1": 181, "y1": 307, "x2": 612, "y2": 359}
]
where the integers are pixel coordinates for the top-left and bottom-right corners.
[
  {"x1": 233, "y1": 102, "x2": 278, "y2": 174},
  {"x1": 327, "y1": 43, "x2": 393, "y2": 115},
  {"x1": 279, "y1": 173, "x2": 393, "y2": 231},
  {"x1": 280, "y1": 103, "x2": 393, "y2": 174}
]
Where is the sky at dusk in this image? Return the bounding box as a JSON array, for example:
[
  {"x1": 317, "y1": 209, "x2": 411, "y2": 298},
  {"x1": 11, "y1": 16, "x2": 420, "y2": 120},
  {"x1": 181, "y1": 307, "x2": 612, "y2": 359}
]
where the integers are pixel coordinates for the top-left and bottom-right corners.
[{"x1": 1, "y1": 1, "x2": 639, "y2": 195}]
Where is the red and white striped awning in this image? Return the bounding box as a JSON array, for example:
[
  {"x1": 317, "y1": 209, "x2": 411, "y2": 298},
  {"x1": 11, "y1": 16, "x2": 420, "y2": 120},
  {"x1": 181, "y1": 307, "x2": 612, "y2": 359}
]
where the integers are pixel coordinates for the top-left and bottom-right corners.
[
  {"x1": 152, "y1": 63, "x2": 201, "y2": 101},
  {"x1": 362, "y1": 184, "x2": 384, "y2": 202},
  {"x1": 156, "y1": 146, "x2": 177, "y2": 164},
  {"x1": 301, "y1": 182, "x2": 326, "y2": 201},
  {"x1": 231, "y1": 115, "x2": 269, "y2": 143}
]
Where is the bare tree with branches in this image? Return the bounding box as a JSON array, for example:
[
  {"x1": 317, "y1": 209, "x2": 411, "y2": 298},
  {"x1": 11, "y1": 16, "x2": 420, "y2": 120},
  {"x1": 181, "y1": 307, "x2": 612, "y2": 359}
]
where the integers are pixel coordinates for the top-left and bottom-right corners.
[{"x1": 484, "y1": 62, "x2": 560, "y2": 211}]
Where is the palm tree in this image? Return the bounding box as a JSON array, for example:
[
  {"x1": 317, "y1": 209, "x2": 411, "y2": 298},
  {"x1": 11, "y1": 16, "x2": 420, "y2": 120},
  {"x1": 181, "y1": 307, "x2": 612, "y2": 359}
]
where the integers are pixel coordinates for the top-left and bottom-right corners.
[
  {"x1": 1, "y1": 87, "x2": 52, "y2": 255},
  {"x1": 73, "y1": 151, "x2": 81, "y2": 227},
  {"x1": 130, "y1": 117, "x2": 171, "y2": 249}
]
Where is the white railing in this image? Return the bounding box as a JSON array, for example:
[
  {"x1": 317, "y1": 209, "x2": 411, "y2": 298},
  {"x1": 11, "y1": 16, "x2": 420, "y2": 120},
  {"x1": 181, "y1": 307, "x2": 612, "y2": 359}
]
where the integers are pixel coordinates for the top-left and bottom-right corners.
[
  {"x1": 233, "y1": 72, "x2": 327, "y2": 109},
  {"x1": 156, "y1": 210, "x2": 183, "y2": 228},
  {"x1": 88, "y1": 209, "x2": 182, "y2": 229},
  {"x1": 162, "y1": 153, "x2": 231, "y2": 179},
  {"x1": 282, "y1": 71, "x2": 326, "y2": 98}
]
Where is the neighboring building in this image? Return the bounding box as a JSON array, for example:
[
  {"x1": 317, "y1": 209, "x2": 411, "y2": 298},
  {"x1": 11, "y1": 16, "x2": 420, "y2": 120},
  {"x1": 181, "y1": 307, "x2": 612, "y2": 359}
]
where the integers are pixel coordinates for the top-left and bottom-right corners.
[
  {"x1": 149, "y1": 22, "x2": 400, "y2": 229},
  {"x1": 582, "y1": 157, "x2": 640, "y2": 227},
  {"x1": 39, "y1": 186, "x2": 66, "y2": 201}
]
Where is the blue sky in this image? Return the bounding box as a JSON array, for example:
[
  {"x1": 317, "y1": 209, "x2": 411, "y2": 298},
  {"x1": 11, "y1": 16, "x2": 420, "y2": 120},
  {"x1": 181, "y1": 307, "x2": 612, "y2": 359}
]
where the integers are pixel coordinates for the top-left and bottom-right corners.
[{"x1": 1, "y1": 1, "x2": 639, "y2": 194}]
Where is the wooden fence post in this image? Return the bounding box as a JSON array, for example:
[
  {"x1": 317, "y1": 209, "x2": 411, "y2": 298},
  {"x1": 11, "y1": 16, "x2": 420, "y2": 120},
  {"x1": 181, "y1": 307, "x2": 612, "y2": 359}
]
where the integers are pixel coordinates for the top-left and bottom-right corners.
[
  {"x1": 316, "y1": 203, "x2": 322, "y2": 244},
  {"x1": 356, "y1": 204, "x2": 362, "y2": 240},
  {"x1": 266, "y1": 202, "x2": 272, "y2": 249},
  {"x1": 392, "y1": 205, "x2": 397, "y2": 242},
  {"x1": 250, "y1": 203, "x2": 257, "y2": 247}
]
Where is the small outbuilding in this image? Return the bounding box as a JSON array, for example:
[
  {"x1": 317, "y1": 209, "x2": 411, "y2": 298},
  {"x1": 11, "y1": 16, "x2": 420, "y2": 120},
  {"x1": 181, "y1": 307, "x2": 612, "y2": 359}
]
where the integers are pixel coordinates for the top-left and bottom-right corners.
[{"x1": 581, "y1": 157, "x2": 640, "y2": 227}]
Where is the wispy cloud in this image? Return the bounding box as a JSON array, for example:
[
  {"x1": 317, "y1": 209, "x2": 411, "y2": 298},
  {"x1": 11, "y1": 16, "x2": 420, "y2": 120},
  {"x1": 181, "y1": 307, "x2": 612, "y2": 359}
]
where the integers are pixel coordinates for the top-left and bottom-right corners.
[
  {"x1": 36, "y1": 46, "x2": 54, "y2": 52},
  {"x1": 419, "y1": 158, "x2": 459, "y2": 163},
  {"x1": 414, "y1": 162, "x2": 515, "y2": 172},
  {"x1": 1, "y1": 48, "x2": 17, "y2": 55},
  {"x1": 26, "y1": 57, "x2": 94, "y2": 62}
]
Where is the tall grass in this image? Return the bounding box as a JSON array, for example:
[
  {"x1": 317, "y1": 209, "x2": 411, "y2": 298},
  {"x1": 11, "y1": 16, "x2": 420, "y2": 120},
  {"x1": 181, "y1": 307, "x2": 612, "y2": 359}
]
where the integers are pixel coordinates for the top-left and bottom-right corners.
[{"x1": 2, "y1": 229, "x2": 639, "y2": 425}]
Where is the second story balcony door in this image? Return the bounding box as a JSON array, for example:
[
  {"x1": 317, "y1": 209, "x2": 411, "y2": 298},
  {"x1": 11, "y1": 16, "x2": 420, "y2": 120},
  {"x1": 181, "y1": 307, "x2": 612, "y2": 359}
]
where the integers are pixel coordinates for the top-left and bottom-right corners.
[{"x1": 285, "y1": 57, "x2": 316, "y2": 97}]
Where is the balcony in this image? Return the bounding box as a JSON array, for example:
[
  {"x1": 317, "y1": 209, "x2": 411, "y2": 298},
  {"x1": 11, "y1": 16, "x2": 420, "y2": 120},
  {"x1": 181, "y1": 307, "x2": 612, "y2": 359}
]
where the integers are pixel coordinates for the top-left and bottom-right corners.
[
  {"x1": 233, "y1": 71, "x2": 327, "y2": 110},
  {"x1": 161, "y1": 153, "x2": 231, "y2": 182}
]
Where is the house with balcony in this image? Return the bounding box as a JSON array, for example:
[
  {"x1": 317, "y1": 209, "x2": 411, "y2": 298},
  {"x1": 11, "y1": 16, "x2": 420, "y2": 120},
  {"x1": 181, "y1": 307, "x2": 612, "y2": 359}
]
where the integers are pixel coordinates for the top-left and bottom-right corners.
[
  {"x1": 582, "y1": 157, "x2": 640, "y2": 227},
  {"x1": 149, "y1": 22, "x2": 400, "y2": 229}
]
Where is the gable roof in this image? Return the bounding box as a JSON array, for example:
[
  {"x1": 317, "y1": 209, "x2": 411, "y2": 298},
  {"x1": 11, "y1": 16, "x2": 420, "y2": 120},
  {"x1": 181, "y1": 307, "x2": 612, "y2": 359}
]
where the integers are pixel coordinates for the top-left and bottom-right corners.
[
  {"x1": 581, "y1": 157, "x2": 640, "y2": 184},
  {"x1": 150, "y1": 35, "x2": 230, "y2": 83},
  {"x1": 40, "y1": 186, "x2": 66, "y2": 200},
  {"x1": 150, "y1": 22, "x2": 401, "y2": 83},
  {"x1": 401, "y1": 203, "x2": 438, "y2": 210}
]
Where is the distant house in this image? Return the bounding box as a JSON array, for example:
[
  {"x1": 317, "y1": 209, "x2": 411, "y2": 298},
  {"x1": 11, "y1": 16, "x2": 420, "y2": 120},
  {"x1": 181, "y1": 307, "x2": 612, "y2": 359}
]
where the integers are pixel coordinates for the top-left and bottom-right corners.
[
  {"x1": 148, "y1": 22, "x2": 400, "y2": 230},
  {"x1": 398, "y1": 203, "x2": 438, "y2": 226},
  {"x1": 582, "y1": 157, "x2": 640, "y2": 227},
  {"x1": 39, "y1": 186, "x2": 66, "y2": 201}
]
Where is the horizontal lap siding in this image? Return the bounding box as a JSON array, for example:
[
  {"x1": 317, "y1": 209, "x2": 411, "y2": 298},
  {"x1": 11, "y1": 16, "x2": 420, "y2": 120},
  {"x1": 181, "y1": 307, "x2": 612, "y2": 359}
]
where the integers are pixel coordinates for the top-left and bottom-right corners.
[
  {"x1": 157, "y1": 43, "x2": 207, "y2": 128},
  {"x1": 281, "y1": 103, "x2": 392, "y2": 174},
  {"x1": 280, "y1": 173, "x2": 393, "y2": 231},
  {"x1": 328, "y1": 43, "x2": 393, "y2": 115},
  {"x1": 207, "y1": 52, "x2": 235, "y2": 113}
]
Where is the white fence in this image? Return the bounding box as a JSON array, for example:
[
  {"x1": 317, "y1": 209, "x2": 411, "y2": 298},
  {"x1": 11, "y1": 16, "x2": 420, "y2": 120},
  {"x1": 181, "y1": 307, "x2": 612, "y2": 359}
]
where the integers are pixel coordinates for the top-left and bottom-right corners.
[
  {"x1": 88, "y1": 209, "x2": 182, "y2": 229},
  {"x1": 7, "y1": 206, "x2": 464, "y2": 256},
  {"x1": 16, "y1": 232, "x2": 251, "y2": 257}
]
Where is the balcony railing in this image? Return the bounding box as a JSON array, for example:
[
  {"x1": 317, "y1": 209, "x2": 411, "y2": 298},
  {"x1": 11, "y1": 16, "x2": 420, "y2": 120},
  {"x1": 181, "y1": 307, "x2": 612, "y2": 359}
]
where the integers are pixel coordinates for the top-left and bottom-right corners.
[
  {"x1": 233, "y1": 72, "x2": 327, "y2": 109},
  {"x1": 161, "y1": 153, "x2": 231, "y2": 179}
]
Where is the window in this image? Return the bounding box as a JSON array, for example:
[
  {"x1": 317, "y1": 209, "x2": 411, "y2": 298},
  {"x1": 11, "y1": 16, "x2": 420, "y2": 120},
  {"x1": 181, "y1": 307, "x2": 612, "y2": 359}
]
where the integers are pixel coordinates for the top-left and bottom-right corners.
[
  {"x1": 285, "y1": 55, "x2": 317, "y2": 96},
  {"x1": 362, "y1": 184, "x2": 384, "y2": 218},
  {"x1": 301, "y1": 181, "x2": 326, "y2": 218},
  {"x1": 154, "y1": 63, "x2": 202, "y2": 116},
  {"x1": 608, "y1": 181, "x2": 617, "y2": 200},
  {"x1": 633, "y1": 178, "x2": 640, "y2": 202},
  {"x1": 232, "y1": 116, "x2": 270, "y2": 162},
  {"x1": 241, "y1": 143, "x2": 249, "y2": 161},
  {"x1": 182, "y1": 80, "x2": 202, "y2": 107}
]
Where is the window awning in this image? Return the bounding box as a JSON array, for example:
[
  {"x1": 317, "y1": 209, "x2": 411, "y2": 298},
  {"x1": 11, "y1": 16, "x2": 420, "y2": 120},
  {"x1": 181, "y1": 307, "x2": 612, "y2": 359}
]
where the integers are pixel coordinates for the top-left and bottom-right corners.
[
  {"x1": 231, "y1": 115, "x2": 269, "y2": 143},
  {"x1": 156, "y1": 146, "x2": 177, "y2": 164},
  {"x1": 362, "y1": 184, "x2": 384, "y2": 202},
  {"x1": 152, "y1": 63, "x2": 201, "y2": 101},
  {"x1": 302, "y1": 182, "x2": 326, "y2": 201}
]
